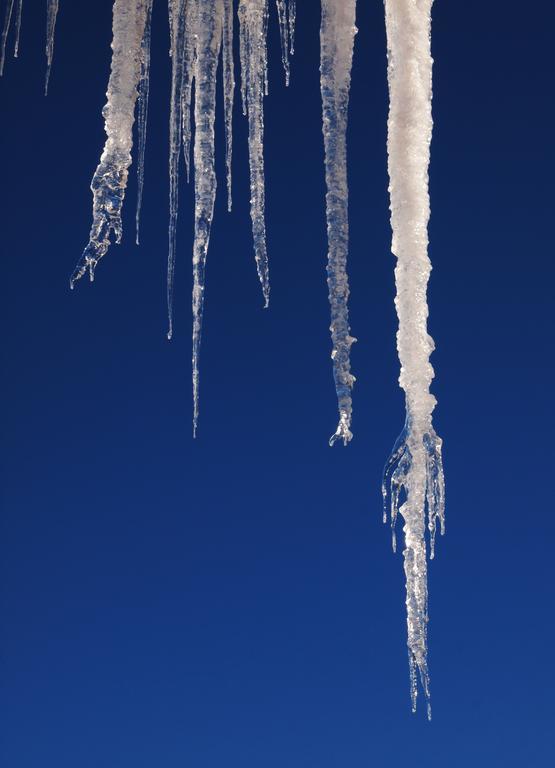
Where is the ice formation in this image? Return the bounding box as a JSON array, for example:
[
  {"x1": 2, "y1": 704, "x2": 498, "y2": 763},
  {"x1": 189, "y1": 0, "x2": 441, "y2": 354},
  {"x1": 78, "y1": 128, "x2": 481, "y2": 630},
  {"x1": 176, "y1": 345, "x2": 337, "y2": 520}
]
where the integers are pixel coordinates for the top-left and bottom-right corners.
[
  {"x1": 238, "y1": 0, "x2": 271, "y2": 307},
  {"x1": 70, "y1": 0, "x2": 151, "y2": 288},
  {"x1": 381, "y1": 0, "x2": 445, "y2": 719},
  {"x1": 0, "y1": 0, "x2": 16, "y2": 75},
  {"x1": 1, "y1": 0, "x2": 446, "y2": 716},
  {"x1": 320, "y1": 0, "x2": 357, "y2": 447},
  {"x1": 45, "y1": 0, "x2": 59, "y2": 93}
]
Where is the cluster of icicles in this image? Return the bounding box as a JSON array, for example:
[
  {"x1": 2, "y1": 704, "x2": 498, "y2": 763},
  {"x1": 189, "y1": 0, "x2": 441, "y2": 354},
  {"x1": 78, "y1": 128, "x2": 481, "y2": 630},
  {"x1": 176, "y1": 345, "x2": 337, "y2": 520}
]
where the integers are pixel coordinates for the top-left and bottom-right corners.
[{"x1": 1, "y1": 0, "x2": 445, "y2": 718}]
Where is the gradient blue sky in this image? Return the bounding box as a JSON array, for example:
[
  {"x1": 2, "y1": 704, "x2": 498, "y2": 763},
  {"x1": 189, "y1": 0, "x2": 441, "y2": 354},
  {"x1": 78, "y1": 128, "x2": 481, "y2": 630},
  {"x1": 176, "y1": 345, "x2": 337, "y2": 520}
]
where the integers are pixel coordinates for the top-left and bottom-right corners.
[{"x1": 1, "y1": 1, "x2": 553, "y2": 766}]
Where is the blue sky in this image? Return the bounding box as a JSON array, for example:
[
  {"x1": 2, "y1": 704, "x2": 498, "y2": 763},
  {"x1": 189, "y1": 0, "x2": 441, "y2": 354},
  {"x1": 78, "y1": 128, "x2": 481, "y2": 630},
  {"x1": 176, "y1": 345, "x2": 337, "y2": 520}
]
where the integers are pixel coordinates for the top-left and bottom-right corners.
[{"x1": 0, "y1": 1, "x2": 553, "y2": 766}]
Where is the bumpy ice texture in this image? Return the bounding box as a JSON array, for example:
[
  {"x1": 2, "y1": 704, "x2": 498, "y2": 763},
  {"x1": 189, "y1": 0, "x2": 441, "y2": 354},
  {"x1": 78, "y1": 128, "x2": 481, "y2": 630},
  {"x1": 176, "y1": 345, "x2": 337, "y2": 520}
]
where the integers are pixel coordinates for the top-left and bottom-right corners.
[
  {"x1": 70, "y1": 0, "x2": 150, "y2": 288},
  {"x1": 320, "y1": 0, "x2": 357, "y2": 446},
  {"x1": 238, "y1": 0, "x2": 270, "y2": 307},
  {"x1": 381, "y1": 0, "x2": 445, "y2": 720}
]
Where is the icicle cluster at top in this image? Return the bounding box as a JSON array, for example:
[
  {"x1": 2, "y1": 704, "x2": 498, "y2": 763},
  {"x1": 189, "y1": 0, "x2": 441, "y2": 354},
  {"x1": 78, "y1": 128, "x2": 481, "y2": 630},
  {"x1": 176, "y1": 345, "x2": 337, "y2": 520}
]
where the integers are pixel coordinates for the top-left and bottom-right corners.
[
  {"x1": 45, "y1": 0, "x2": 59, "y2": 93},
  {"x1": 381, "y1": 0, "x2": 445, "y2": 720},
  {"x1": 70, "y1": 0, "x2": 151, "y2": 288},
  {"x1": 320, "y1": 0, "x2": 357, "y2": 446}
]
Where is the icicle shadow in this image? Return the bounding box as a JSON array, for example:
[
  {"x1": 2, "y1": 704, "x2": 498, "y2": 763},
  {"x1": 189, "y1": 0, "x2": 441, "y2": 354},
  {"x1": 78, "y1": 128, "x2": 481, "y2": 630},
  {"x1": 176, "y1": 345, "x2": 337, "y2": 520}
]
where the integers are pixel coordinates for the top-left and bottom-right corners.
[{"x1": 382, "y1": 419, "x2": 445, "y2": 720}]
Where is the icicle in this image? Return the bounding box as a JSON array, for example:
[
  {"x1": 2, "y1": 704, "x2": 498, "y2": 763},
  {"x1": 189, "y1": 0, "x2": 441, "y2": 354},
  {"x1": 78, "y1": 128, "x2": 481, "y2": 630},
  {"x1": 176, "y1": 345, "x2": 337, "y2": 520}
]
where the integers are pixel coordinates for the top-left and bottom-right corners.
[
  {"x1": 167, "y1": 0, "x2": 188, "y2": 340},
  {"x1": 13, "y1": 0, "x2": 22, "y2": 58},
  {"x1": 45, "y1": 0, "x2": 60, "y2": 95},
  {"x1": 0, "y1": 0, "x2": 15, "y2": 76},
  {"x1": 191, "y1": 0, "x2": 223, "y2": 436},
  {"x1": 180, "y1": 0, "x2": 197, "y2": 183},
  {"x1": 381, "y1": 0, "x2": 445, "y2": 720},
  {"x1": 275, "y1": 0, "x2": 290, "y2": 86},
  {"x1": 288, "y1": 0, "x2": 295, "y2": 55},
  {"x1": 135, "y1": 0, "x2": 154, "y2": 246},
  {"x1": 320, "y1": 0, "x2": 357, "y2": 447},
  {"x1": 238, "y1": 0, "x2": 270, "y2": 307},
  {"x1": 70, "y1": 0, "x2": 150, "y2": 288},
  {"x1": 222, "y1": 0, "x2": 235, "y2": 211}
]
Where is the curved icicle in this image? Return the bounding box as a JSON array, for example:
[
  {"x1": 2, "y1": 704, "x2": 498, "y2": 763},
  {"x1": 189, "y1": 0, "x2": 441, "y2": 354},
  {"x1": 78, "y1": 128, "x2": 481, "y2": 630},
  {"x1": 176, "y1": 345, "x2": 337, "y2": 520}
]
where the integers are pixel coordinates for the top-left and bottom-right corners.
[
  {"x1": 191, "y1": 0, "x2": 223, "y2": 436},
  {"x1": 382, "y1": 0, "x2": 445, "y2": 719},
  {"x1": 70, "y1": 0, "x2": 150, "y2": 288},
  {"x1": 320, "y1": 0, "x2": 357, "y2": 447},
  {"x1": 238, "y1": 0, "x2": 270, "y2": 307},
  {"x1": 45, "y1": 0, "x2": 60, "y2": 94}
]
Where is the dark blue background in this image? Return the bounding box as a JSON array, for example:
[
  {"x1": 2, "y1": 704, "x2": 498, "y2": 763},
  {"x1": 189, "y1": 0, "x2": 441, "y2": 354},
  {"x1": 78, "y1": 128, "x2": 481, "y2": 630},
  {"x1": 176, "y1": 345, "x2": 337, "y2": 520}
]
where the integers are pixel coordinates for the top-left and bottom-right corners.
[{"x1": 1, "y1": 1, "x2": 553, "y2": 765}]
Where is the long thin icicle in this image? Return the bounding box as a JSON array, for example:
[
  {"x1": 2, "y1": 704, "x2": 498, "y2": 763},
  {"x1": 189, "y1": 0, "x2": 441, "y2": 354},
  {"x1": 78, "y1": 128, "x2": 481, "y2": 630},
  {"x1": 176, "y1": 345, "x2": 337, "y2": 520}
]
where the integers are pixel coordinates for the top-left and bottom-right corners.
[
  {"x1": 288, "y1": 0, "x2": 295, "y2": 55},
  {"x1": 320, "y1": 0, "x2": 357, "y2": 447},
  {"x1": 381, "y1": 0, "x2": 445, "y2": 720},
  {"x1": 13, "y1": 0, "x2": 22, "y2": 57},
  {"x1": 191, "y1": 0, "x2": 223, "y2": 436},
  {"x1": 275, "y1": 0, "x2": 290, "y2": 86},
  {"x1": 45, "y1": 0, "x2": 60, "y2": 94},
  {"x1": 70, "y1": 0, "x2": 149, "y2": 288},
  {"x1": 239, "y1": 0, "x2": 270, "y2": 307},
  {"x1": 167, "y1": 0, "x2": 188, "y2": 340},
  {"x1": 0, "y1": 0, "x2": 15, "y2": 76},
  {"x1": 135, "y1": 0, "x2": 154, "y2": 245},
  {"x1": 222, "y1": 0, "x2": 235, "y2": 211}
]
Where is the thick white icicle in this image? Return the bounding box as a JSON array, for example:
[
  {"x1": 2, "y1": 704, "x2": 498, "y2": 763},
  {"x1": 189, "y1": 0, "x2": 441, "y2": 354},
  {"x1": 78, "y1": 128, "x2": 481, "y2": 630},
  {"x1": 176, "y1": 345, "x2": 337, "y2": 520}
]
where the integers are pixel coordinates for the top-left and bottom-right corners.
[
  {"x1": 45, "y1": 0, "x2": 59, "y2": 94},
  {"x1": 191, "y1": 0, "x2": 223, "y2": 436},
  {"x1": 70, "y1": 0, "x2": 149, "y2": 287},
  {"x1": 0, "y1": 0, "x2": 15, "y2": 76},
  {"x1": 239, "y1": 0, "x2": 270, "y2": 307},
  {"x1": 135, "y1": 0, "x2": 154, "y2": 245},
  {"x1": 222, "y1": 0, "x2": 235, "y2": 211},
  {"x1": 320, "y1": 0, "x2": 357, "y2": 447},
  {"x1": 381, "y1": 0, "x2": 445, "y2": 719}
]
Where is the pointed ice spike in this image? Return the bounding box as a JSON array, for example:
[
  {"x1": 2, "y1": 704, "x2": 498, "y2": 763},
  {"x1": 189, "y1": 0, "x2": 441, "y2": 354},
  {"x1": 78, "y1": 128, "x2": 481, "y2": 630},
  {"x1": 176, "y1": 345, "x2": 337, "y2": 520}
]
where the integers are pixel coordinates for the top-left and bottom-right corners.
[
  {"x1": 275, "y1": 0, "x2": 290, "y2": 85},
  {"x1": 70, "y1": 0, "x2": 150, "y2": 288},
  {"x1": 0, "y1": 0, "x2": 15, "y2": 76},
  {"x1": 13, "y1": 0, "x2": 22, "y2": 57},
  {"x1": 135, "y1": 0, "x2": 154, "y2": 246},
  {"x1": 320, "y1": 0, "x2": 357, "y2": 446},
  {"x1": 45, "y1": 0, "x2": 59, "y2": 94},
  {"x1": 238, "y1": 0, "x2": 270, "y2": 307},
  {"x1": 191, "y1": 0, "x2": 223, "y2": 435},
  {"x1": 383, "y1": 0, "x2": 445, "y2": 718},
  {"x1": 288, "y1": 0, "x2": 295, "y2": 55}
]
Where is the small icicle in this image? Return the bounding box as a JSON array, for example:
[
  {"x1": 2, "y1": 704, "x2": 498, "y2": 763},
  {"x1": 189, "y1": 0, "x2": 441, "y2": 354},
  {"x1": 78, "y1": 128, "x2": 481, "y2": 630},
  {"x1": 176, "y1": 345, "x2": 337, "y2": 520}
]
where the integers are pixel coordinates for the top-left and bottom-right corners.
[
  {"x1": 135, "y1": 0, "x2": 154, "y2": 246},
  {"x1": 13, "y1": 0, "x2": 22, "y2": 58},
  {"x1": 382, "y1": 0, "x2": 445, "y2": 719},
  {"x1": 0, "y1": 0, "x2": 15, "y2": 76},
  {"x1": 70, "y1": 0, "x2": 150, "y2": 288},
  {"x1": 45, "y1": 0, "x2": 60, "y2": 95},
  {"x1": 275, "y1": 0, "x2": 290, "y2": 86},
  {"x1": 191, "y1": 0, "x2": 223, "y2": 436},
  {"x1": 222, "y1": 0, "x2": 235, "y2": 211},
  {"x1": 288, "y1": 0, "x2": 295, "y2": 55},
  {"x1": 238, "y1": 0, "x2": 270, "y2": 307},
  {"x1": 320, "y1": 0, "x2": 357, "y2": 447}
]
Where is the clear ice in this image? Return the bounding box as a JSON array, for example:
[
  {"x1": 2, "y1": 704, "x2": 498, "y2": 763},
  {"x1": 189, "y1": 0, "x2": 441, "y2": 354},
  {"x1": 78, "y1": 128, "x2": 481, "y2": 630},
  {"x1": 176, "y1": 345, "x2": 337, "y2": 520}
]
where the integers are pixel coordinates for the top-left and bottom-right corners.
[
  {"x1": 135, "y1": 0, "x2": 154, "y2": 245},
  {"x1": 45, "y1": 0, "x2": 59, "y2": 94},
  {"x1": 381, "y1": 0, "x2": 445, "y2": 719},
  {"x1": 70, "y1": 0, "x2": 150, "y2": 288},
  {"x1": 320, "y1": 0, "x2": 357, "y2": 447},
  {"x1": 238, "y1": 0, "x2": 271, "y2": 307}
]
